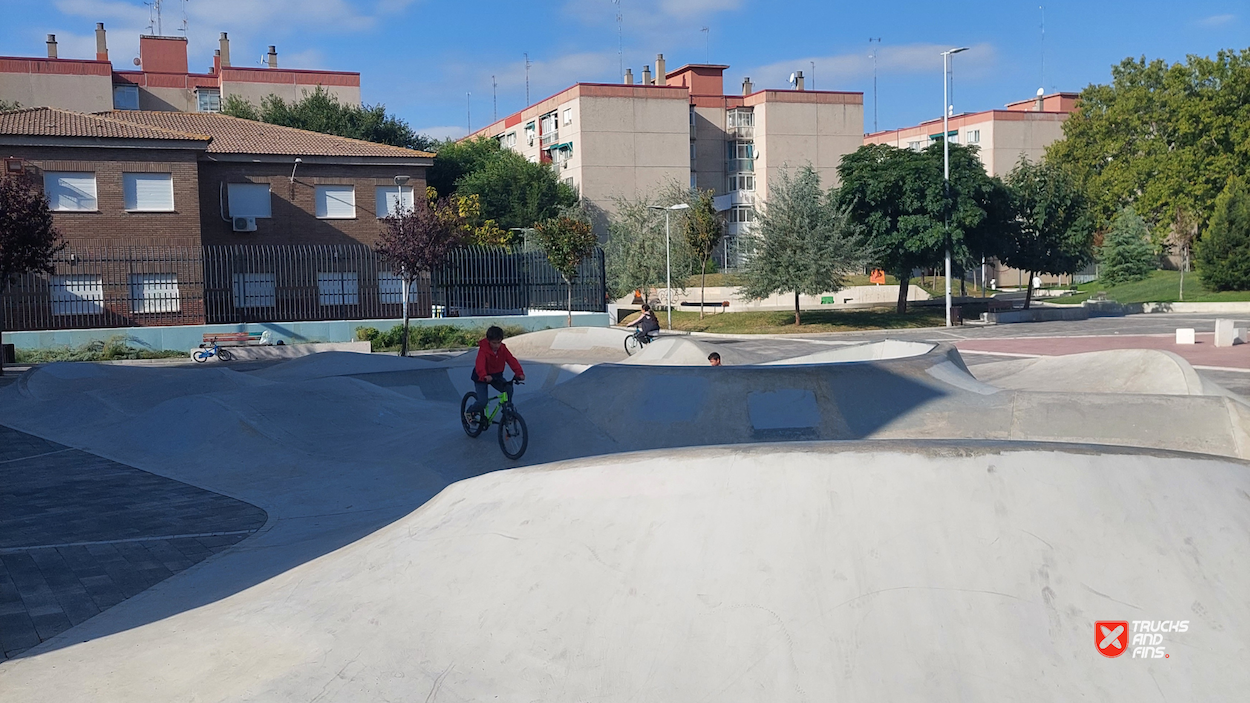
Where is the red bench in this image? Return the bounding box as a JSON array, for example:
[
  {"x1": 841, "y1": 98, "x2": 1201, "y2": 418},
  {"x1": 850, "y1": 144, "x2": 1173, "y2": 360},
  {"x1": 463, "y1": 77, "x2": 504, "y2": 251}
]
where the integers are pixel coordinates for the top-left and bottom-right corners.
[{"x1": 202, "y1": 332, "x2": 263, "y2": 347}]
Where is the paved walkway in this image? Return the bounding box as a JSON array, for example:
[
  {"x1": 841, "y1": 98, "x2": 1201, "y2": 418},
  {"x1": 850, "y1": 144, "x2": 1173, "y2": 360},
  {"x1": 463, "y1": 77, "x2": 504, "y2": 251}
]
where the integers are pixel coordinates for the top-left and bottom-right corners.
[
  {"x1": 955, "y1": 332, "x2": 1250, "y2": 370},
  {"x1": 0, "y1": 424, "x2": 267, "y2": 661}
]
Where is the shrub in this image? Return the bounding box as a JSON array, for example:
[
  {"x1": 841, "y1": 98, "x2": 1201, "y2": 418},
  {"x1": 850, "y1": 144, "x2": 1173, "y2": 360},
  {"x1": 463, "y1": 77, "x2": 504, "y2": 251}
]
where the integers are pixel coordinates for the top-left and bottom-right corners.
[
  {"x1": 1099, "y1": 206, "x2": 1156, "y2": 284},
  {"x1": 356, "y1": 324, "x2": 527, "y2": 352},
  {"x1": 1196, "y1": 177, "x2": 1250, "y2": 291},
  {"x1": 15, "y1": 336, "x2": 185, "y2": 363}
]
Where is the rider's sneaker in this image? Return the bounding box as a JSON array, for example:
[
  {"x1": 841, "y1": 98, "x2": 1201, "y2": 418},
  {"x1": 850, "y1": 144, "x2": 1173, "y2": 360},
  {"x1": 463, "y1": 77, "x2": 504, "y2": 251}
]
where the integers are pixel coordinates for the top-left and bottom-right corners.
[{"x1": 463, "y1": 411, "x2": 477, "y2": 425}]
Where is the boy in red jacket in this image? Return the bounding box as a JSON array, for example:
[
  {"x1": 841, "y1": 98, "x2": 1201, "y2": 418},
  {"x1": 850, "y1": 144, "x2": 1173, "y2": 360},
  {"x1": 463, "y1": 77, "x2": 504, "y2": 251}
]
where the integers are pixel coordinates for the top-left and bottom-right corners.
[{"x1": 465, "y1": 326, "x2": 525, "y2": 420}]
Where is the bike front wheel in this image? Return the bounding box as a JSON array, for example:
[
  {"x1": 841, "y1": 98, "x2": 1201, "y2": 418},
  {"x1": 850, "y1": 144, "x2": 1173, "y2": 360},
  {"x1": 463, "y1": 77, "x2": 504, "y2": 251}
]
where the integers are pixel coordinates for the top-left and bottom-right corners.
[
  {"x1": 624, "y1": 334, "x2": 642, "y2": 356},
  {"x1": 498, "y1": 407, "x2": 528, "y2": 460},
  {"x1": 216, "y1": 347, "x2": 233, "y2": 362},
  {"x1": 460, "y1": 392, "x2": 484, "y2": 438},
  {"x1": 192, "y1": 349, "x2": 211, "y2": 363}
]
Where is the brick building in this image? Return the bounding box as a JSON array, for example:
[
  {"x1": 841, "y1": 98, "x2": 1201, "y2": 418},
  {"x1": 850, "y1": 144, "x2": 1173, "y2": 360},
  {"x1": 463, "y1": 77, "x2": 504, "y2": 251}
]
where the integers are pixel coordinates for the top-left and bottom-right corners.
[{"x1": 0, "y1": 107, "x2": 432, "y2": 329}]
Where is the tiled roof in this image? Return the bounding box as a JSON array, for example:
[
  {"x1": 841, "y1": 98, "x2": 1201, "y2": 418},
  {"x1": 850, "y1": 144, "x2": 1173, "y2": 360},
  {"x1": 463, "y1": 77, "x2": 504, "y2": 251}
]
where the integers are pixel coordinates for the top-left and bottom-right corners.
[
  {"x1": 101, "y1": 111, "x2": 434, "y2": 159},
  {"x1": 0, "y1": 106, "x2": 210, "y2": 142}
]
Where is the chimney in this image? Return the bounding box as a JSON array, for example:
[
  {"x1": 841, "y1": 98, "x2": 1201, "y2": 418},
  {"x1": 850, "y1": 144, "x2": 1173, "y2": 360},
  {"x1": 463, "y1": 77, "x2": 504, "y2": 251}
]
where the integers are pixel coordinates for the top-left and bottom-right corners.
[
  {"x1": 742, "y1": 76, "x2": 753, "y2": 95},
  {"x1": 624, "y1": 68, "x2": 634, "y2": 85},
  {"x1": 95, "y1": 23, "x2": 108, "y2": 61},
  {"x1": 795, "y1": 70, "x2": 804, "y2": 91},
  {"x1": 219, "y1": 32, "x2": 231, "y2": 67},
  {"x1": 1034, "y1": 87, "x2": 1045, "y2": 111},
  {"x1": 641, "y1": 65, "x2": 652, "y2": 85},
  {"x1": 46, "y1": 34, "x2": 58, "y2": 59},
  {"x1": 655, "y1": 54, "x2": 666, "y2": 85},
  {"x1": 267, "y1": 45, "x2": 277, "y2": 68}
]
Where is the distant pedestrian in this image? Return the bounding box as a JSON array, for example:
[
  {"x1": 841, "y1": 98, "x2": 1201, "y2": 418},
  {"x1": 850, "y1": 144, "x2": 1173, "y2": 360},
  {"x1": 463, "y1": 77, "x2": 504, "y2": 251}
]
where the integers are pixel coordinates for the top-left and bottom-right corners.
[{"x1": 708, "y1": 352, "x2": 721, "y2": 366}]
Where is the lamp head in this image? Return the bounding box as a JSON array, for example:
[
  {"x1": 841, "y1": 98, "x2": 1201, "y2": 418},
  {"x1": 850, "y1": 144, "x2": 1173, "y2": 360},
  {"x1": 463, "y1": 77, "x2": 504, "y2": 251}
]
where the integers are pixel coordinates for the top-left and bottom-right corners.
[{"x1": 670, "y1": 203, "x2": 690, "y2": 211}]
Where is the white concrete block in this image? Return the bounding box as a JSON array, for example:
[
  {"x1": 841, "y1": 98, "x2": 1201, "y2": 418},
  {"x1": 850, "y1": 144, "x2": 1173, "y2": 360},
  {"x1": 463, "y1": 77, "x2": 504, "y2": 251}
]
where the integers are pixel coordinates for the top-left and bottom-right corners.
[
  {"x1": 1176, "y1": 328, "x2": 1196, "y2": 345},
  {"x1": 1215, "y1": 319, "x2": 1237, "y2": 347},
  {"x1": 1237, "y1": 328, "x2": 1247, "y2": 345}
]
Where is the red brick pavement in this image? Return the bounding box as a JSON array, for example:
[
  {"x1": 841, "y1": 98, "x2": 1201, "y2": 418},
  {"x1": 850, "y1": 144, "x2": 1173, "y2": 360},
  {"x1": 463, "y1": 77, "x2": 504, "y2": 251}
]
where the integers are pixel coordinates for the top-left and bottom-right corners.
[{"x1": 956, "y1": 333, "x2": 1250, "y2": 370}]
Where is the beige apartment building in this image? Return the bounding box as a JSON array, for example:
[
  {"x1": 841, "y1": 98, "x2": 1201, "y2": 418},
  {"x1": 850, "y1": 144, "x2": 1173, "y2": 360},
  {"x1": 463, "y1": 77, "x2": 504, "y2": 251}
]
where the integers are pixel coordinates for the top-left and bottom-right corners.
[
  {"x1": 863, "y1": 92, "x2": 1077, "y2": 176},
  {"x1": 0, "y1": 23, "x2": 359, "y2": 115},
  {"x1": 467, "y1": 58, "x2": 863, "y2": 266}
]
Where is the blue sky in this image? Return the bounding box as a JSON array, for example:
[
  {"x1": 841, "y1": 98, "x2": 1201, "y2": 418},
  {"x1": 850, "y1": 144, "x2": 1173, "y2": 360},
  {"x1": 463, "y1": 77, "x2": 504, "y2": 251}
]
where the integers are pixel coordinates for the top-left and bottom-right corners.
[{"x1": 1, "y1": 0, "x2": 1244, "y2": 139}]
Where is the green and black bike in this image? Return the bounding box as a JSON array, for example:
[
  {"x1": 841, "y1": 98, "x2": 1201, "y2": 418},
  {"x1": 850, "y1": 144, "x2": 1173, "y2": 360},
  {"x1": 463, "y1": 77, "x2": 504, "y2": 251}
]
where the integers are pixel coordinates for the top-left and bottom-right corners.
[{"x1": 460, "y1": 377, "x2": 528, "y2": 460}]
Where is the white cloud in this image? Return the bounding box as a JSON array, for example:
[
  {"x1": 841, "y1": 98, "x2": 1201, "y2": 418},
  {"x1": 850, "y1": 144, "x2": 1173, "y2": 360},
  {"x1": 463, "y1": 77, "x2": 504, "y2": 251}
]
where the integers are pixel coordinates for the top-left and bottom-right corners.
[
  {"x1": 415, "y1": 125, "x2": 468, "y2": 140},
  {"x1": 741, "y1": 42, "x2": 999, "y2": 90},
  {"x1": 1196, "y1": 14, "x2": 1236, "y2": 27}
]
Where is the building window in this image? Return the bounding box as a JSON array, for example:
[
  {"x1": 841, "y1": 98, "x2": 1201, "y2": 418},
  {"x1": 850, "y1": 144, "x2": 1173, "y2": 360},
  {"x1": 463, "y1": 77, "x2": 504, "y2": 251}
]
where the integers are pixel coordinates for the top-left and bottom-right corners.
[
  {"x1": 524, "y1": 122, "x2": 536, "y2": 146},
  {"x1": 123, "y1": 173, "x2": 174, "y2": 212},
  {"x1": 729, "y1": 205, "x2": 755, "y2": 223},
  {"x1": 690, "y1": 107, "x2": 696, "y2": 126},
  {"x1": 317, "y1": 272, "x2": 359, "y2": 306},
  {"x1": 50, "y1": 275, "x2": 104, "y2": 316},
  {"x1": 44, "y1": 172, "x2": 97, "y2": 211},
  {"x1": 315, "y1": 185, "x2": 356, "y2": 219},
  {"x1": 727, "y1": 109, "x2": 754, "y2": 128},
  {"x1": 731, "y1": 141, "x2": 754, "y2": 160},
  {"x1": 691, "y1": 173, "x2": 698, "y2": 188},
  {"x1": 690, "y1": 143, "x2": 696, "y2": 161},
  {"x1": 728, "y1": 174, "x2": 755, "y2": 192},
  {"x1": 196, "y1": 88, "x2": 221, "y2": 113},
  {"x1": 375, "y1": 186, "x2": 414, "y2": 218},
  {"x1": 232, "y1": 273, "x2": 276, "y2": 308},
  {"x1": 563, "y1": 108, "x2": 573, "y2": 126},
  {"x1": 113, "y1": 84, "x2": 139, "y2": 110},
  {"x1": 907, "y1": 141, "x2": 923, "y2": 152},
  {"x1": 129, "y1": 273, "x2": 180, "y2": 313},
  {"x1": 227, "y1": 183, "x2": 272, "y2": 218},
  {"x1": 507, "y1": 132, "x2": 517, "y2": 147},
  {"x1": 378, "y1": 272, "x2": 419, "y2": 305},
  {"x1": 967, "y1": 129, "x2": 981, "y2": 144}
]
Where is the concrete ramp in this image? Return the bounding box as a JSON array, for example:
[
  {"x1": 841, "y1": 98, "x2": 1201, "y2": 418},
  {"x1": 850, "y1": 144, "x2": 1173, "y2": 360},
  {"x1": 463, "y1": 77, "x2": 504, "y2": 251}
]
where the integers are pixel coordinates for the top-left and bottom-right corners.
[
  {"x1": 621, "y1": 336, "x2": 749, "y2": 366},
  {"x1": 502, "y1": 326, "x2": 632, "y2": 363},
  {"x1": 972, "y1": 348, "x2": 1228, "y2": 396},
  {"x1": 2, "y1": 443, "x2": 1247, "y2": 701},
  {"x1": 764, "y1": 339, "x2": 936, "y2": 365}
]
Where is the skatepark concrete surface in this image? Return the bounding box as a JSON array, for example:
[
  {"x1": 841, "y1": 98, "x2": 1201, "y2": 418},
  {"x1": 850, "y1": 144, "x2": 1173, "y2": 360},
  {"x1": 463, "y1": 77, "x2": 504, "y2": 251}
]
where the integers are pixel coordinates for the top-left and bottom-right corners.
[{"x1": 2, "y1": 329, "x2": 1249, "y2": 700}]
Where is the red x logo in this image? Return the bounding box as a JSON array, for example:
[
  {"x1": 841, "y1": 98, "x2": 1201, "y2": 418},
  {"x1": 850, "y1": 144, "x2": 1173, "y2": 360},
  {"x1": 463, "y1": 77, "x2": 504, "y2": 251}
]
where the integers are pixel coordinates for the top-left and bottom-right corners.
[{"x1": 1096, "y1": 621, "x2": 1129, "y2": 658}]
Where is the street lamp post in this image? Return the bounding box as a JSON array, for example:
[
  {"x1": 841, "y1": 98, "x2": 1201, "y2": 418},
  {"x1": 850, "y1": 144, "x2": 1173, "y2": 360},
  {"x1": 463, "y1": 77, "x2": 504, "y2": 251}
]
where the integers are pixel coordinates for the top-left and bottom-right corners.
[
  {"x1": 941, "y1": 46, "x2": 969, "y2": 328},
  {"x1": 393, "y1": 175, "x2": 413, "y2": 355},
  {"x1": 648, "y1": 203, "x2": 690, "y2": 330}
]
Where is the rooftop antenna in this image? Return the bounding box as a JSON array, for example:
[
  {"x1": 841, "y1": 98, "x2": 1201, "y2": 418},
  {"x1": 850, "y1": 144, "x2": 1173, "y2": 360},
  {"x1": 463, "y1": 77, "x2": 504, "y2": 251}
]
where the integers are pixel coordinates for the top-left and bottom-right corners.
[
  {"x1": 1039, "y1": 5, "x2": 1046, "y2": 91},
  {"x1": 614, "y1": 0, "x2": 623, "y2": 77},
  {"x1": 701, "y1": 27, "x2": 709, "y2": 63},
  {"x1": 524, "y1": 52, "x2": 531, "y2": 104},
  {"x1": 810, "y1": 60, "x2": 816, "y2": 90},
  {"x1": 869, "y1": 38, "x2": 882, "y2": 132},
  {"x1": 466, "y1": 92, "x2": 471, "y2": 134},
  {"x1": 178, "y1": 0, "x2": 188, "y2": 35},
  {"x1": 144, "y1": 0, "x2": 163, "y2": 34},
  {"x1": 492, "y1": 75, "x2": 498, "y2": 122}
]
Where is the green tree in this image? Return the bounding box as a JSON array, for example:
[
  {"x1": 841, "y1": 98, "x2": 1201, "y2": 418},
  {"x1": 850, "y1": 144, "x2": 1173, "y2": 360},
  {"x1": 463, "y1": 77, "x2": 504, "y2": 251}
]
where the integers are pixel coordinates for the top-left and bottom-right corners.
[
  {"x1": 0, "y1": 170, "x2": 63, "y2": 374},
  {"x1": 1100, "y1": 206, "x2": 1156, "y2": 284},
  {"x1": 741, "y1": 167, "x2": 870, "y2": 325},
  {"x1": 426, "y1": 137, "x2": 501, "y2": 200},
  {"x1": 1047, "y1": 50, "x2": 1250, "y2": 240},
  {"x1": 1002, "y1": 157, "x2": 1095, "y2": 309},
  {"x1": 221, "y1": 86, "x2": 436, "y2": 151},
  {"x1": 533, "y1": 216, "x2": 598, "y2": 327},
  {"x1": 455, "y1": 149, "x2": 578, "y2": 231},
  {"x1": 837, "y1": 142, "x2": 1011, "y2": 313},
  {"x1": 0, "y1": 100, "x2": 21, "y2": 111},
  {"x1": 603, "y1": 185, "x2": 698, "y2": 304},
  {"x1": 1196, "y1": 177, "x2": 1250, "y2": 291},
  {"x1": 683, "y1": 189, "x2": 724, "y2": 318},
  {"x1": 375, "y1": 198, "x2": 464, "y2": 356}
]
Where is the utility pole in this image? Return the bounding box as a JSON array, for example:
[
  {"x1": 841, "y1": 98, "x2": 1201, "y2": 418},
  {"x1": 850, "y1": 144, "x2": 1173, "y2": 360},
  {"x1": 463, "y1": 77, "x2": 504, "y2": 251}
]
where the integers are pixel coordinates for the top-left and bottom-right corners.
[
  {"x1": 524, "y1": 53, "x2": 531, "y2": 105},
  {"x1": 810, "y1": 61, "x2": 816, "y2": 90},
  {"x1": 941, "y1": 47, "x2": 969, "y2": 328},
  {"x1": 702, "y1": 27, "x2": 710, "y2": 63},
  {"x1": 869, "y1": 38, "x2": 882, "y2": 132}
]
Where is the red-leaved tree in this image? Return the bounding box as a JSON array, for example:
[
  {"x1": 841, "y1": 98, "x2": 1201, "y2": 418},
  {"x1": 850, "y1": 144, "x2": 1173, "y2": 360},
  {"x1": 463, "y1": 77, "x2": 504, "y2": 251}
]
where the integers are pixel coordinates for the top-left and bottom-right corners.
[
  {"x1": 375, "y1": 198, "x2": 464, "y2": 356},
  {"x1": 1, "y1": 171, "x2": 63, "y2": 374}
]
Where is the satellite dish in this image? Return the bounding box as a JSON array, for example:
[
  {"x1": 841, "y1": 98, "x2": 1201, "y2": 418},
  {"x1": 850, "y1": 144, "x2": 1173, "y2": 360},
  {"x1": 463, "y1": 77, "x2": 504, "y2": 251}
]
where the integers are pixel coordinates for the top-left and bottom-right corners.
[
  {"x1": 1036, "y1": 87, "x2": 1045, "y2": 97},
  {"x1": 788, "y1": 72, "x2": 797, "y2": 87},
  {"x1": 132, "y1": 57, "x2": 141, "y2": 66}
]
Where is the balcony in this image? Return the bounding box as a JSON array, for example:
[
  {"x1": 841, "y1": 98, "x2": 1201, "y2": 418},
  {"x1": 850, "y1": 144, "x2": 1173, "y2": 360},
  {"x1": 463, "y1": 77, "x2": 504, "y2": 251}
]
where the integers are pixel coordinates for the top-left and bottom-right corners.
[
  {"x1": 726, "y1": 158, "x2": 754, "y2": 173},
  {"x1": 727, "y1": 124, "x2": 754, "y2": 140},
  {"x1": 540, "y1": 130, "x2": 559, "y2": 148}
]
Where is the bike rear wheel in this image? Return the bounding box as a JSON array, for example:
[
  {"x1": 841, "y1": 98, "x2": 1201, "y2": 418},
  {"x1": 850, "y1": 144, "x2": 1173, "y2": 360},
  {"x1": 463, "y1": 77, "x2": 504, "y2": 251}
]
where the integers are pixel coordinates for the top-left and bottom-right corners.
[
  {"x1": 460, "y1": 392, "x2": 484, "y2": 437},
  {"x1": 192, "y1": 349, "x2": 211, "y2": 363},
  {"x1": 624, "y1": 334, "x2": 642, "y2": 356},
  {"x1": 497, "y1": 406, "x2": 528, "y2": 459},
  {"x1": 217, "y1": 347, "x2": 233, "y2": 362}
]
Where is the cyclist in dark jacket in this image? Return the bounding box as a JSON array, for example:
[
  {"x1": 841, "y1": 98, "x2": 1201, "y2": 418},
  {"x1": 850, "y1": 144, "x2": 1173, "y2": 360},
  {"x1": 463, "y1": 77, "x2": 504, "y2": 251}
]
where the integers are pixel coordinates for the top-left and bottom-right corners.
[{"x1": 629, "y1": 304, "x2": 660, "y2": 342}]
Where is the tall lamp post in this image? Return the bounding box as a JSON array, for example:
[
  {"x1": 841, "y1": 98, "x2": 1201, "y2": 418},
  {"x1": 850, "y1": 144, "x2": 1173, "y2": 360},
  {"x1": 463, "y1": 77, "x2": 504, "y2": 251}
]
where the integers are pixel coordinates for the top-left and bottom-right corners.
[
  {"x1": 648, "y1": 203, "x2": 690, "y2": 330},
  {"x1": 941, "y1": 46, "x2": 969, "y2": 328},
  {"x1": 392, "y1": 175, "x2": 413, "y2": 354}
]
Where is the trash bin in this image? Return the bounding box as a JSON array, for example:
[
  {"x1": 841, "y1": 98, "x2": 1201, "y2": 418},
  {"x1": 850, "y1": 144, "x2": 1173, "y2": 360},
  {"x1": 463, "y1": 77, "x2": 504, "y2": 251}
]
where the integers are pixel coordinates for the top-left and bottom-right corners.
[{"x1": 1, "y1": 344, "x2": 14, "y2": 364}]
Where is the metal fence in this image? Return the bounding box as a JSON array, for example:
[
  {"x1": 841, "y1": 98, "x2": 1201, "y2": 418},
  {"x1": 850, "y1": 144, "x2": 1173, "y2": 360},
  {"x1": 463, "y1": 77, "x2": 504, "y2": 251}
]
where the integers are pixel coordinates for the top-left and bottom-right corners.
[{"x1": 1, "y1": 244, "x2": 606, "y2": 332}]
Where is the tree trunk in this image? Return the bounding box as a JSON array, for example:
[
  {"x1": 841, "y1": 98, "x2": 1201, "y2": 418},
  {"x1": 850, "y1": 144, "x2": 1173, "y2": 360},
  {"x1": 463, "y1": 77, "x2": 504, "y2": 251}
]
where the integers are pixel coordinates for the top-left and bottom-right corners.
[
  {"x1": 896, "y1": 274, "x2": 910, "y2": 315},
  {"x1": 960, "y1": 272, "x2": 966, "y2": 297},
  {"x1": 700, "y1": 261, "x2": 707, "y2": 320},
  {"x1": 1023, "y1": 271, "x2": 1036, "y2": 310},
  {"x1": 794, "y1": 290, "x2": 801, "y2": 325},
  {"x1": 566, "y1": 278, "x2": 573, "y2": 328},
  {"x1": 400, "y1": 275, "x2": 411, "y2": 357}
]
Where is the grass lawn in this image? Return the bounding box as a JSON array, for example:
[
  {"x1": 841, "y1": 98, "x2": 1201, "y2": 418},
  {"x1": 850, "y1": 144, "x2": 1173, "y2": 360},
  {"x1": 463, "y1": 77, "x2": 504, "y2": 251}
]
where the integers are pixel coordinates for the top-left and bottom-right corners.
[
  {"x1": 1049, "y1": 270, "x2": 1250, "y2": 304},
  {"x1": 681, "y1": 272, "x2": 990, "y2": 298},
  {"x1": 634, "y1": 307, "x2": 947, "y2": 334}
]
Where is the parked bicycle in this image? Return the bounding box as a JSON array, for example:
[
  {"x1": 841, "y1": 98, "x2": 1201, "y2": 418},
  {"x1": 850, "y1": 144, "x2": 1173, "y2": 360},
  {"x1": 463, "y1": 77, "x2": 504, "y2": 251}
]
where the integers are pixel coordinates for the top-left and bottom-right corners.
[
  {"x1": 460, "y1": 377, "x2": 528, "y2": 459},
  {"x1": 192, "y1": 339, "x2": 233, "y2": 363},
  {"x1": 624, "y1": 329, "x2": 657, "y2": 356}
]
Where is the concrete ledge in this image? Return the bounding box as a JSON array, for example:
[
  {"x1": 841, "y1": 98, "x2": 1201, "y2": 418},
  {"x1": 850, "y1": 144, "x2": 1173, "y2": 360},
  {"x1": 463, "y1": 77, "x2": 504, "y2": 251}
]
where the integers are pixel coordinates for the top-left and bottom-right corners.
[
  {"x1": 985, "y1": 307, "x2": 1090, "y2": 324},
  {"x1": 1134, "y1": 302, "x2": 1250, "y2": 314},
  {"x1": 213, "y1": 342, "x2": 372, "y2": 360}
]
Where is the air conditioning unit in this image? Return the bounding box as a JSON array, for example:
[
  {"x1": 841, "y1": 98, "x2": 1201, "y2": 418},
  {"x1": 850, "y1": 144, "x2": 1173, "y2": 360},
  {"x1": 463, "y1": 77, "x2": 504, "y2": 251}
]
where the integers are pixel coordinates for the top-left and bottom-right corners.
[{"x1": 232, "y1": 216, "x2": 257, "y2": 232}]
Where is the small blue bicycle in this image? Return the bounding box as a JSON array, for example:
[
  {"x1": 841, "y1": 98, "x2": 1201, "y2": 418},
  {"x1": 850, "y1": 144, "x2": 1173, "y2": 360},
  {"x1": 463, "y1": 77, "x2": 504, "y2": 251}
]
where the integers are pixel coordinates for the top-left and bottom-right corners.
[
  {"x1": 192, "y1": 339, "x2": 233, "y2": 363},
  {"x1": 460, "y1": 378, "x2": 528, "y2": 459}
]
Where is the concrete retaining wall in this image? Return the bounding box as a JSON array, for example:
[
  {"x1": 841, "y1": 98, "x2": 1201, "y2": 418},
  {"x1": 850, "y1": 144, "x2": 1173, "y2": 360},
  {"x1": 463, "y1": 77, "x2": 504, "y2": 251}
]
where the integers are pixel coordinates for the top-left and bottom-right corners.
[
  {"x1": 985, "y1": 307, "x2": 1090, "y2": 324},
  {"x1": 3, "y1": 311, "x2": 611, "y2": 351}
]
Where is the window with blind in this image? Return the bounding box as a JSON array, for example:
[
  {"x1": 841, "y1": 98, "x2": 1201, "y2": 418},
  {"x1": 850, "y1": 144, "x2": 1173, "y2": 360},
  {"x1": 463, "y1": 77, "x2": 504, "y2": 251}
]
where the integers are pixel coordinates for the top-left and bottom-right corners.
[
  {"x1": 375, "y1": 186, "x2": 414, "y2": 218},
  {"x1": 44, "y1": 172, "x2": 98, "y2": 211},
  {"x1": 378, "y1": 272, "x2": 420, "y2": 304},
  {"x1": 315, "y1": 185, "x2": 356, "y2": 219},
  {"x1": 123, "y1": 173, "x2": 175, "y2": 212},
  {"x1": 231, "y1": 273, "x2": 276, "y2": 308},
  {"x1": 50, "y1": 275, "x2": 104, "y2": 315},
  {"x1": 227, "y1": 183, "x2": 272, "y2": 218},
  {"x1": 129, "y1": 273, "x2": 180, "y2": 313},
  {"x1": 317, "y1": 272, "x2": 359, "y2": 306}
]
